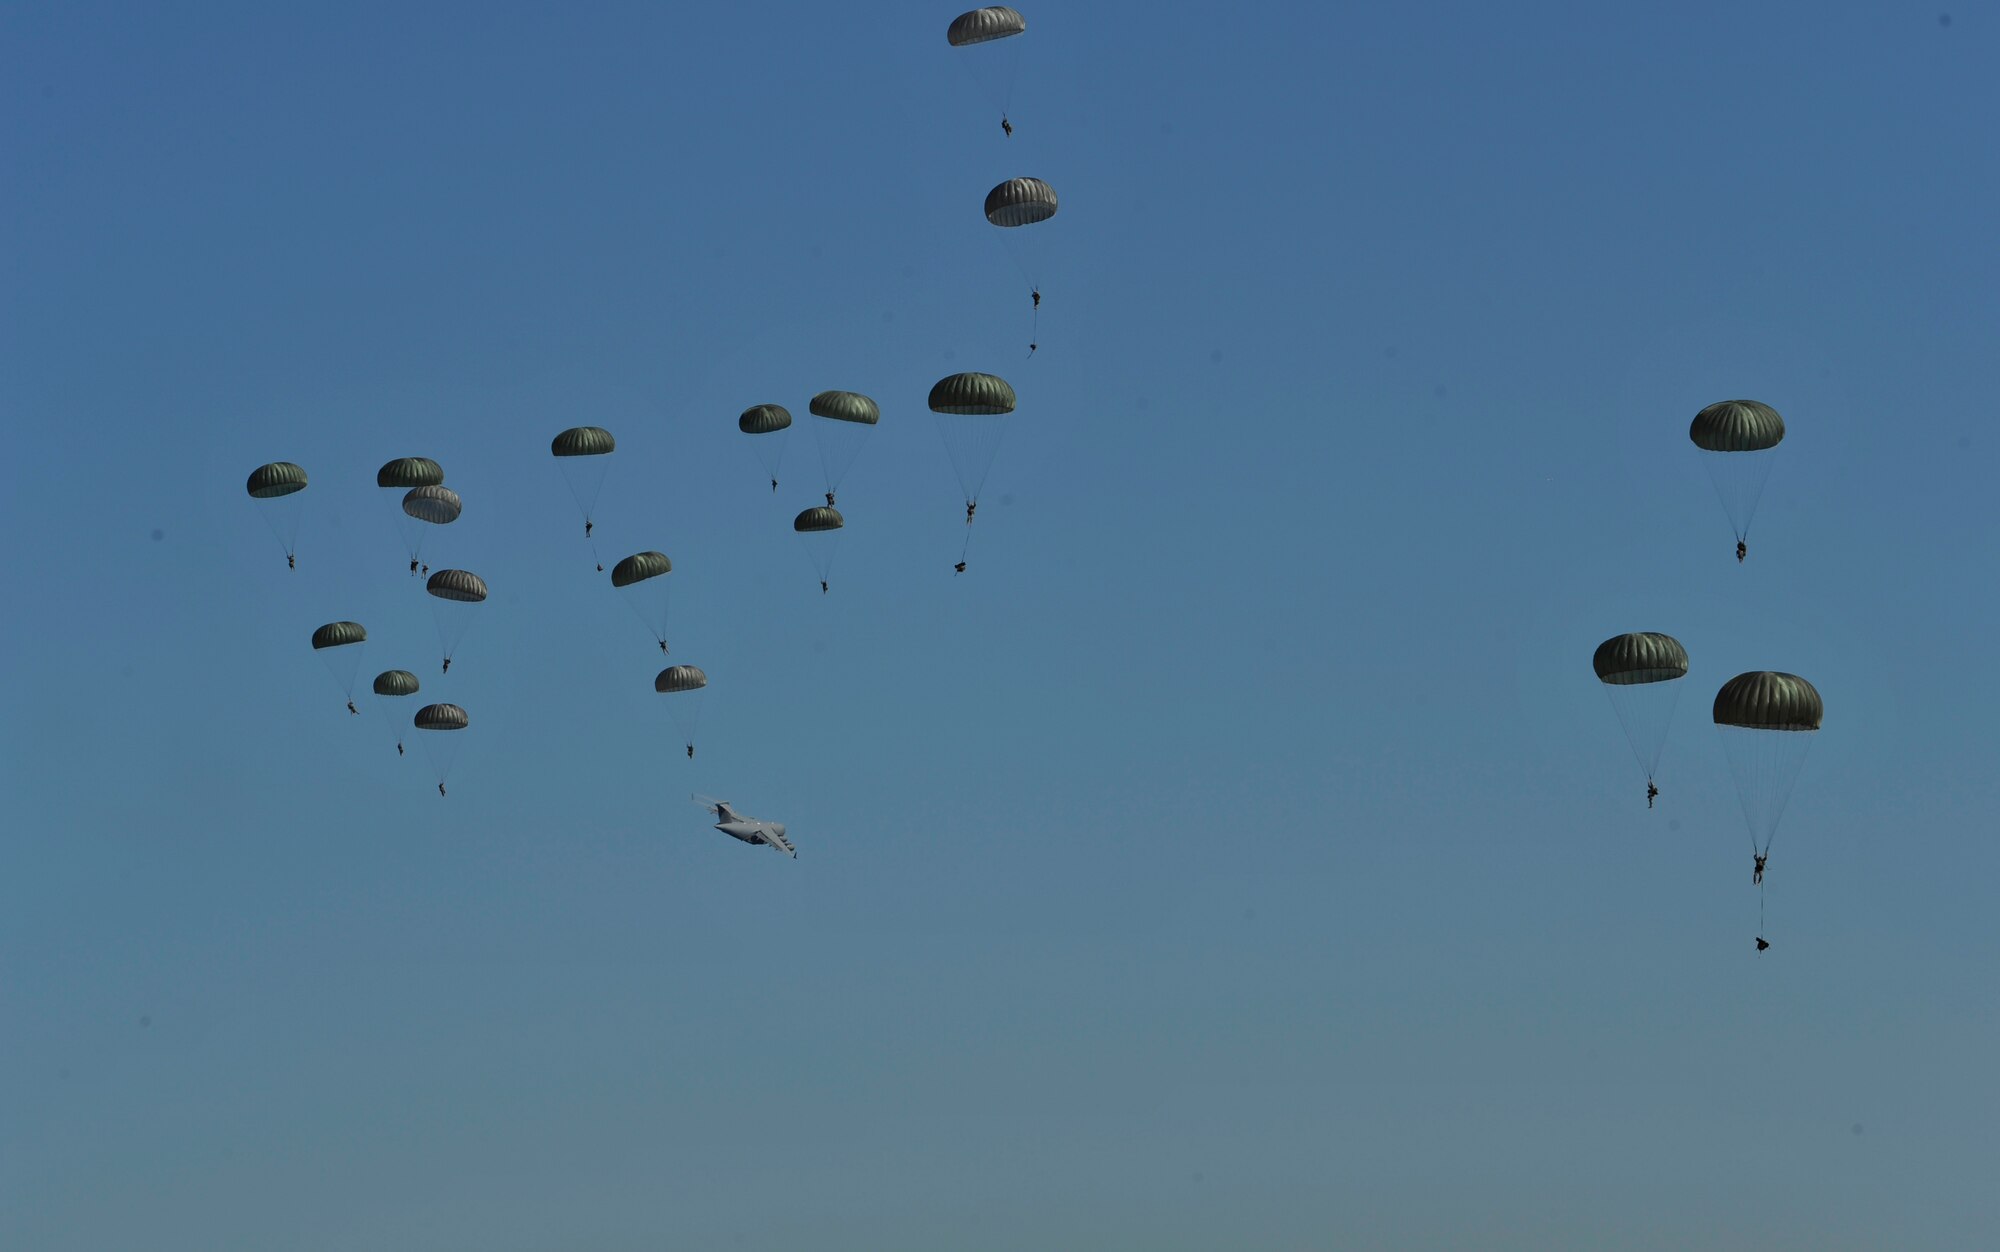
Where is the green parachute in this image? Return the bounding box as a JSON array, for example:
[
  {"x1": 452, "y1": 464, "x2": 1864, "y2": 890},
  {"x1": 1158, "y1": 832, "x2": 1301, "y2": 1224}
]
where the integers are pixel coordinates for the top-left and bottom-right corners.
[
  {"x1": 929, "y1": 371, "x2": 1016, "y2": 517},
  {"x1": 948, "y1": 5, "x2": 1026, "y2": 45},
  {"x1": 412, "y1": 702, "x2": 469, "y2": 793},
  {"x1": 611, "y1": 551, "x2": 674, "y2": 652},
  {"x1": 984, "y1": 177, "x2": 1058, "y2": 228},
  {"x1": 246, "y1": 462, "x2": 308, "y2": 566},
  {"x1": 371, "y1": 669, "x2": 421, "y2": 756},
  {"x1": 738, "y1": 404, "x2": 792, "y2": 494},
  {"x1": 793, "y1": 505, "x2": 844, "y2": 594},
  {"x1": 948, "y1": 7, "x2": 1028, "y2": 135},
  {"x1": 655, "y1": 665, "x2": 709, "y2": 759},
  {"x1": 1714, "y1": 671, "x2": 1822, "y2": 937},
  {"x1": 310, "y1": 621, "x2": 367, "y2": 709},
  {"x1": 424, "y1": 569, "x2": 488, "y2": 673},
  {"x1": 376, "y1": 457, "x2": 443, "y2": 489},
  {"x1": 984, "y1": 178, "x2": 1058, "y2": 347},
  {"x1": 398, "y1": 485, "x2": 462, "y2": 571},
  {"x1": 807, "y1": 392, "x2": 880, "y2": 506},
  {"x1": 1592, "y1": 632, "x2": 1689, "y2": 806},
  {"x1": 402, "y1": 485, "x2": 462, "y2": 524},
  {"x1": 551, "y1": 426, "x2": 616, "y2": 562},
  {"x1": 1689, "y1": 400, "x2": 1785, "y2": 559}
]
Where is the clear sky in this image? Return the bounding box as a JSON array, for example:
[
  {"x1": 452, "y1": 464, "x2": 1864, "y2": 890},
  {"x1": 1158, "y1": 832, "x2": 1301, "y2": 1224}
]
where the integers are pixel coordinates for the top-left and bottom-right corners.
[{"x1": 3, "y1": 3, "x2": 1996, "y2": 1248}]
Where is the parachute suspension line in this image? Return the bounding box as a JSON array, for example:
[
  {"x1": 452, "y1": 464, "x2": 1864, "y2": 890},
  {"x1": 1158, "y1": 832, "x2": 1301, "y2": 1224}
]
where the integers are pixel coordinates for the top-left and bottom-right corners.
[
  {"x1": 683, "y1": 686, "x2": 709, "y2": 760},
  {"x1": 258, "y1": 508, "x2": 297, "y2": 563},
  {"x1": 797, "y1": 530, "x2": 840, "y2": 592},
  {"x1": 1698, "y1": 449, "x2": 1778, "y2": 544},
  {"x1": 949, "y1": 31, "x2": 1024, "y2": 135},
  {"x1": 618, "y1": 591, "x2": 668, "y2": 652},
  {"x1": 1601, "y1": 681, "x2": 1681, "y2": 791},
  {"x1": 1719, "y1": 723, "x2": 1814, "y2": 861},
  {"x1": 552, "y1": 448, "x2": 614, "y2": 566}
]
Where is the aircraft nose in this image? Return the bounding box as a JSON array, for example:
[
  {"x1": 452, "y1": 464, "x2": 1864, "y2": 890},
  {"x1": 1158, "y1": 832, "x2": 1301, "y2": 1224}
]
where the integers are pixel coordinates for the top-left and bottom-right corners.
[{"x1": 773, "y1": 823, "x2": 786, "y2": 837}]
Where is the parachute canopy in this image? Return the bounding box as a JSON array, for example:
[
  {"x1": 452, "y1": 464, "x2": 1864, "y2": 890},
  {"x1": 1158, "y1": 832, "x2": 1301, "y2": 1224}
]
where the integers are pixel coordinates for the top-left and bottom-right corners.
[
  {"x1": 948, "y1": 5, "x2": 1026, "y2": 45},
  {"x1": 551, "y1": 426, "x2": 616, "y2": 457},
  {"x1": 372, "y1": 669, "x2": 421, "y2": 697},
  {"x1": 247, "y1": 462, "x2": 308, "y2": 499},
  {"x1": 611, "y1": 551, "x2": 672, "y2": 587},
  {"x1": 738, "y1": 404, "x2": 792, "y2": 435},
  {"x1": 402, "y1": 485, "x2": 463, "y2": 525},
  {"x1": 794, "y1": 506, "x2": 845, "y2": 533},
  {"x1": 426, "y1": 569, "x2": 489, "y2": 603},
  {"x1": 985, "y1": 177, "x2": 1058, "y2": 227},
  {"x1": 1690, "y1": 400, "x2": 1785, "y2": 453},
  {"x1": 655, "y1": 665, "x2": 708, "y2": 694},
  {"x1": 311, "y1": 621, "x2": 367, "y2": 650},
  {"x1": 928, "y1": 372, "x2": 1017, "y2": 415},
  {"x1": 413, "y1": 703, "x2": 468, "y2": 731},
  {"x1": 810, "y1": 391, "x2": 880, "y2": 425},
  {"x1": 1714, "y1": 672, "x2": 1823, "y2": 731},
  {"x1": 376, "y1": 457, "x2": 444, "y2": 489},
  {"x1": 1593, "y1": 633, "x2": 1690, "y2": 685}
]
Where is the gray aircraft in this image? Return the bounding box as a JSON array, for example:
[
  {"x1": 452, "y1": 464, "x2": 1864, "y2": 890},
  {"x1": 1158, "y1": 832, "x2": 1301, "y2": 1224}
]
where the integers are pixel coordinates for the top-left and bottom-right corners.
[{"x1": 693, "y1": 795, "x2": 796, "y2": 858}]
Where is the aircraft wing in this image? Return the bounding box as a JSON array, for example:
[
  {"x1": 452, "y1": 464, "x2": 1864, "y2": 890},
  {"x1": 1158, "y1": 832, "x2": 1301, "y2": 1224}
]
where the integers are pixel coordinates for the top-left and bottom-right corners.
[{"x1": 758, "y1": 829, "x2": 797, "y2": 858}]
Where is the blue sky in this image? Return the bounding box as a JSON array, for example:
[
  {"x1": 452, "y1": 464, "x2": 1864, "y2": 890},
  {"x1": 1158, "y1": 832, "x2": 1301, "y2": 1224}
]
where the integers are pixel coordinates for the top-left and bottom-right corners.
[{"x1": 3, "y1": 3, "x2": 1996, "y2": 1248}]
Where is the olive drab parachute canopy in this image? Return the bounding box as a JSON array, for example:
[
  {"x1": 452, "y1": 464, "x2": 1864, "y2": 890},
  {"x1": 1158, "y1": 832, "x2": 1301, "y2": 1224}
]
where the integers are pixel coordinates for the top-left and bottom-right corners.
[
  {"x1": 1713, "y1": 670, "x2": 1822, "y2": 862},
  {"x1": 654, "y1": 664, "x2": 709, "y2": 758},
  {"x1": 809, "y1": 391, "x2": 879, "y2": 424},
  {"x1": 311, "y1": 621, "x2": 368, "y2": 649},
  {"x1": 246, "y1": 462, "x2": 308, "y2": 565},
  {"x1": 807, "y1": 391, "x2": 880, "y2": 505},
  {"x1": 611, "y1": 550, "x2": 672, "y2": 587},
  {"x1": 402, "y1": 485, "x2": 463, "y2": 524},
  {"x1": 654, "y1": 664, "x2": 708, "y2": 694},
  {"x1": 248, "y1": 462, "x2": 309, "y2": 497},
  {"x1": 793, "y1": 505, "x2": 844, "y2": 593},
  {"x1": 1592, "y1": 632, "x2": 1690, "y2": 802},
  {"x1": 550, "y1": 426, "x2": 616, "y2": 557},
  {"x1": 372, "y1": 669, "x2": 422, "y2": 696},
  {"x1": 412, "y1": 702, "x2": 469, "y2": 790},
  {"x1": 413, "y1": 702, "x2": 469, "y2": 730},
  {"x1": 948, "y1": 5, "x2": 1026, "y2": 45},
  {"x1": 1689, "y1": 400, "x2": 1785, "y2": 555},
  {"x1": 794, "y1": 506, "x2": 845, "y2": 532},
  {"x1": 738, "y1": 404, "x2": 792, "y2": 492},
  {"x1": 984, "y1": 177, "x2": 1058, "y2": 228},
  {"x1": 928, "y1": 371, "x2": 1017, "y2": 414},
  {"x1": 1714, "y1": 671, "x2": 1823, "y2": 730},
  {"x1": 947, "y1": 7, "x2": 1028, "y2": 134},
  {"x1": 611, "y1": 551, "x2": 674, "y2": 651},
  {"x1": 376, "y1": 457, "x2": 444, "y2": 489},
  {"x1": 371, "y1": 669, "x2": 420, "y2": 756},
  {"x1": 424, "y1": 569, "x2": 488, "y2": 671},
  {"x1": 425, "y1": 568, "x2": 488, "y2": 603},
  {"x1": 1690, "y1": 400, "x2": 1786, "y2": 453},
  {"x1": 551, "y1": 425, "x2": 617, "y2": 457},
  {"x1": 311, "y1": 621, "x2": 367, "y2": 707}
]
